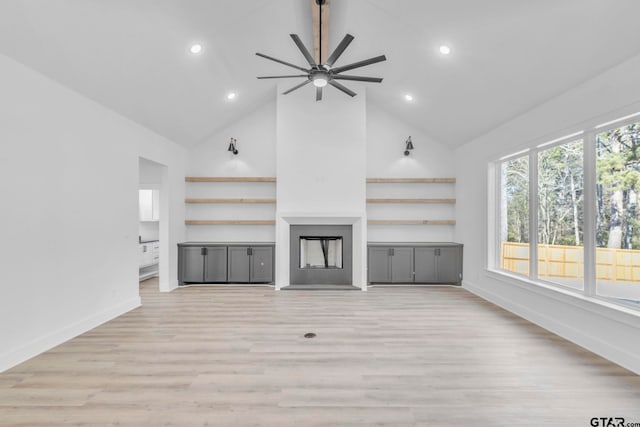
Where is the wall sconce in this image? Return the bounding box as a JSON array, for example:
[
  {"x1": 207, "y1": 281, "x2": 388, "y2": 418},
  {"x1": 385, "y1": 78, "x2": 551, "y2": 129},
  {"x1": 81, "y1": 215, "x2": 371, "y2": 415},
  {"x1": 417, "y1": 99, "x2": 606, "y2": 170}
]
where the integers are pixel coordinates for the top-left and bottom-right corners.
[
  {"x1": 404, "y1": 136, "x2": 414, "y2": 156},
  {"x1": 227, "y1": 137, "x2": 239, "y2": 155}
]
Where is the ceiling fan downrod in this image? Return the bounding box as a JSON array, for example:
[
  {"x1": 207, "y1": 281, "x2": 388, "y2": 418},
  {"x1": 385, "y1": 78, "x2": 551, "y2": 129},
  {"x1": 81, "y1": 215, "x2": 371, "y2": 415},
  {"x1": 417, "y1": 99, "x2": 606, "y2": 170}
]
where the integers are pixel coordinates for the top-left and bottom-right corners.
[{"x1": 255, "y1": 0, "x2": 386, "y2": 100}]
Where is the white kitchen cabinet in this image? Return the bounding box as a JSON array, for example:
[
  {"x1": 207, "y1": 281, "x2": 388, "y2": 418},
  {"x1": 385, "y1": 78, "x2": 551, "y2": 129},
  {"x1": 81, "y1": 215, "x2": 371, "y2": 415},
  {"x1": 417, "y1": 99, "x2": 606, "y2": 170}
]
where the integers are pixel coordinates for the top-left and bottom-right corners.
[
  {"x1": 139, "y1": 241, "x2": 160, "y2": 280},
  {"x1": 139, "y1": 189, "x2": 159, "y2": 221}
]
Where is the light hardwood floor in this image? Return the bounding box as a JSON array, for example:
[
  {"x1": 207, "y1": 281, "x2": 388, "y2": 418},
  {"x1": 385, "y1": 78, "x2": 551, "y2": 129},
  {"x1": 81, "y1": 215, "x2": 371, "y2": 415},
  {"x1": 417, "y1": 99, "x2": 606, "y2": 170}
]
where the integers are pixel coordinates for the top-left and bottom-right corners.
[{"x1": 1, "y1": 279, "x2": 639, "y2": 426}]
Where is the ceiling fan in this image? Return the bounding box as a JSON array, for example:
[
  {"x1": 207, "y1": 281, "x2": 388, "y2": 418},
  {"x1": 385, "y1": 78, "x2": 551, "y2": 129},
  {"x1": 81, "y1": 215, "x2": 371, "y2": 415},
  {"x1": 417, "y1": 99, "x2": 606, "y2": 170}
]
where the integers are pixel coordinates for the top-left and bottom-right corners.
[{"x1": 255, "y1": 0, "x2": 386, "y2": 101}]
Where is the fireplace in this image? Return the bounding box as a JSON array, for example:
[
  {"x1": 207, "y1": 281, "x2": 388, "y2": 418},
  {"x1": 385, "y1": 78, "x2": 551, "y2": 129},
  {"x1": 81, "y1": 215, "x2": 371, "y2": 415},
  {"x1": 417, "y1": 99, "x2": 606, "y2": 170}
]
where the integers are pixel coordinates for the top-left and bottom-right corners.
[{"x1": 290, "y1": 225, "x2": 352, "y2": 285}]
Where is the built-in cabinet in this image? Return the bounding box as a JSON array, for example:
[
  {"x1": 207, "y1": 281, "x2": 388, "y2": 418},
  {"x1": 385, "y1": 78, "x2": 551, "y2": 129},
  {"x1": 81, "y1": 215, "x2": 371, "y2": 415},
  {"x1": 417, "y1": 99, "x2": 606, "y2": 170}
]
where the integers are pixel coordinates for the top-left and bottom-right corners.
[
  {"x1": 178, "y1": 243, "x2": 274, "y2": 285},
  {"x1": 369, "y1": 247, "x2": 415, "y2": 283},
  {"x1": 179, "y1": 245, "x2": 227, "y2": 283},
  {"x1": 368, "y1": 243, "x2": 462, "y2": 285},
  {"x1": 228, "y1": 246, "x2": 274, "y2": 283}
]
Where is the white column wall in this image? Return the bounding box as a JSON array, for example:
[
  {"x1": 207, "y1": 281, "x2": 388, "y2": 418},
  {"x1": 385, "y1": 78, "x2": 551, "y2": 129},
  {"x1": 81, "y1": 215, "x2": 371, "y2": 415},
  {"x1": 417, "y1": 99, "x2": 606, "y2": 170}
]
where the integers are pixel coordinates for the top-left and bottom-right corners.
[{"x1": 276, "y1": 85, "x2": 367, "y2": 288}]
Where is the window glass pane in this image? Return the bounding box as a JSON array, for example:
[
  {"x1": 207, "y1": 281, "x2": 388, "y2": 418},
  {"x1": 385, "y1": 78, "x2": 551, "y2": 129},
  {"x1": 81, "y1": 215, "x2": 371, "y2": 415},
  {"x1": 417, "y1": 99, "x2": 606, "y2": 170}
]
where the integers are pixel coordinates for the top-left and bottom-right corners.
[
  {"x1": 596, "y1": 122, "x2": 640, "y2": 304},
  {"x1": 537, "y1": 140, "x2": 584, "y2": 290},
  {"x1": 500, "y1": 156, "x2": 529, "y2": 275}
]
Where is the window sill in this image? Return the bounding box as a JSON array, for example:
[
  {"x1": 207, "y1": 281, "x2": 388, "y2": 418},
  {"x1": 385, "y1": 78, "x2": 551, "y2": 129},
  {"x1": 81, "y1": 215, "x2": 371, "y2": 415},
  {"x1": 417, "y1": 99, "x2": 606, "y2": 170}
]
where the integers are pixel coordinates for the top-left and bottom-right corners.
[{"x1": 484, "y1": 268, "x2": 640, "y2": 328}]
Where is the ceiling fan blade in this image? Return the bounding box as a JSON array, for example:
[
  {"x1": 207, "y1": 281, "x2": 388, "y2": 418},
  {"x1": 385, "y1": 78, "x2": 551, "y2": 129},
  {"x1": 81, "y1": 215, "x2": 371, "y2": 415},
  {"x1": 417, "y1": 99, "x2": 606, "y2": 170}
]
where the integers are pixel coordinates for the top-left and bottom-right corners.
[
  {"x1": 328, "y1": 80, "x2": 356, "y2": 97},
  {"x1": 257, "y1": 75, "x2": 309, "y2": 79},
  {"x1": 256, "y1": 52, "x2": 308, "y2": 73},
  {"x1": 331, "y1": 55, "x2": 387, "y2": 74},
  {"x1": 316, "y1": 86, "x2": 323, "y2": 101},
  {"x1": 282, "y1": 79, "x2": 312, "y2": 95},
  {"x1": 332, "y1": 75, "x2": 383, "y2": 83},
  {"x1": 290, "y1": 34, "x2": 316, "y2": 67},
  {"x1": 325, "y1": 34, "x2": 354, "y2": 67}
]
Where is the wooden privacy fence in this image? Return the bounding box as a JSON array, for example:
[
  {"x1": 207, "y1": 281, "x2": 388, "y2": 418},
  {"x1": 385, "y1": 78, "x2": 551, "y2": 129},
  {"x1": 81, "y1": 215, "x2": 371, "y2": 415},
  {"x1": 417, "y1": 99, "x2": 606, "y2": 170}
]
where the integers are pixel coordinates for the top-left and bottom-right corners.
[{"x1": 501, "y1": 242, "x2": 640, "y2": 282}]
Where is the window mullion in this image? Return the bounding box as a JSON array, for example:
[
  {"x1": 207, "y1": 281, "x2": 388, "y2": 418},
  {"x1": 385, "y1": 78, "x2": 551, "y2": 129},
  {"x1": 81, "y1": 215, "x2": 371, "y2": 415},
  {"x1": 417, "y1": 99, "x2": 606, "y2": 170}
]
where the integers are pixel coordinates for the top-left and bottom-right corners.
[
  {"x1": 529, "y1": 151, "x2": 538, "y2": 280},
  {"x1": 583, "y1": 131, "x2": 597, "y2": 297}
]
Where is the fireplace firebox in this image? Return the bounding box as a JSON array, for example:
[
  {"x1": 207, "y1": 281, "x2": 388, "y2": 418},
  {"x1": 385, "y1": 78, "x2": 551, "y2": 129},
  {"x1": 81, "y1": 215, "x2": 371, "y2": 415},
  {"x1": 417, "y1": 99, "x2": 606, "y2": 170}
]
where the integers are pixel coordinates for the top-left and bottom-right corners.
[
  {"x1": 290, "y1": 225, "x2": 352, "y2": 284},
  {"x1": 299, "y1": 236, "x2": 343, "y2": 269}
]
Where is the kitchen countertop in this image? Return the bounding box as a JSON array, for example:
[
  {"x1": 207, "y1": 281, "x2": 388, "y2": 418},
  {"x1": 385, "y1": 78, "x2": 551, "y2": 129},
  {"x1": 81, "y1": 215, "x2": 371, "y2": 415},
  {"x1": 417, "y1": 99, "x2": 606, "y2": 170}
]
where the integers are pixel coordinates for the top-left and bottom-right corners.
[{"x1": 140, "y1": 239, "x2": 159, "y2": 244}]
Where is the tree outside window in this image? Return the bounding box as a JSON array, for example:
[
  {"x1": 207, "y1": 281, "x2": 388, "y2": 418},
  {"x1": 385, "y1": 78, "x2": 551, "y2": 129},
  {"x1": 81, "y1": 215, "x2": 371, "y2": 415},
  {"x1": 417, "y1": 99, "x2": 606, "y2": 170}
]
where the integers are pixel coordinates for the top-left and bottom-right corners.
[{"x1": 596, "y1": 122, "x2": 640, "y2": 303}]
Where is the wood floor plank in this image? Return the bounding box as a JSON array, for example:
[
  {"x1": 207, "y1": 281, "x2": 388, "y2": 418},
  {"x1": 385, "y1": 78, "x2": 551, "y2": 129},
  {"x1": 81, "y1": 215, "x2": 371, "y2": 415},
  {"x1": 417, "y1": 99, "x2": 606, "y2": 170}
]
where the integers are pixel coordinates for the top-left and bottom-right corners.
[{"x1": 0, "y1": 278, "x2": 639, "y2": 426}]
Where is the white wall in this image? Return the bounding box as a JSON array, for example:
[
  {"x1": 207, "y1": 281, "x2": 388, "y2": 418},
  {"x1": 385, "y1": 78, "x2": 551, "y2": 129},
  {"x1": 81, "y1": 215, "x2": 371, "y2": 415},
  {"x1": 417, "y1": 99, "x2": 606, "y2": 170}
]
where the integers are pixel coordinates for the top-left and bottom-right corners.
[
  {"x1": 186, "y1": 101, "x2": 277, "y2": 242},
  {"x1": 139, "y1": 157, "x2": 164, "y2": 185},
  {"x1": 456, "y1": 53, "x2": 640, "y2": 374},
  {"x1": 0, "y1": 53, "x2": 186, "y2": 372},
  {"x1": 366, "y1": 103, "x2": 456, "y2": 242}
]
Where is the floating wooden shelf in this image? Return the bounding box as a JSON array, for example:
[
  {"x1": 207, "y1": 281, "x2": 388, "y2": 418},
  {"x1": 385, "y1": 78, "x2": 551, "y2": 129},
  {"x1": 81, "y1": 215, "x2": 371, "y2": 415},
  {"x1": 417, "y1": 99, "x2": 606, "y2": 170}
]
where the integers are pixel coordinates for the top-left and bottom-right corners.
[
  {"x1": 185, "y1": 220, "x2": 276, "y2": 225},
  {"x1": 366, "y1": 178, "x2": 456, "y2": 184},
  {"x1": 185, "y1": 177, "x2": 276, "y2": 183},
  {"x1": 368, "y1": 220, "x2": 456, "y2": 225},
  {"x1": 185, "y1": 198, "x2": 276, "y2": 204},
  {"x1": 367, "y1": 198, "x2": 456, "y2": 204}
]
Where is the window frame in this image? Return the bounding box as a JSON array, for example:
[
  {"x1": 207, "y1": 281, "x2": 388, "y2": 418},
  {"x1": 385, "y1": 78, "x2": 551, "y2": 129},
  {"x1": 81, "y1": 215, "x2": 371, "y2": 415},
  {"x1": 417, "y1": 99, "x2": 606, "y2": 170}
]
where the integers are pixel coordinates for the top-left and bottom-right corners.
[{"x1": 490, "y1": 115, "x2": 640, "y2": 311}]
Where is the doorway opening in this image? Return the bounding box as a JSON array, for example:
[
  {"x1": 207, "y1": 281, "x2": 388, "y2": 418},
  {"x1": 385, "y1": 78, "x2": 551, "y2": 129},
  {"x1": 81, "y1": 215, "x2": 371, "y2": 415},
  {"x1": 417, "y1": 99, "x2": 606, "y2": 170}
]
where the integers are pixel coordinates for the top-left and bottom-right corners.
[{"x1": 138, "y1": 157, "x2": 169, "y2": 292}]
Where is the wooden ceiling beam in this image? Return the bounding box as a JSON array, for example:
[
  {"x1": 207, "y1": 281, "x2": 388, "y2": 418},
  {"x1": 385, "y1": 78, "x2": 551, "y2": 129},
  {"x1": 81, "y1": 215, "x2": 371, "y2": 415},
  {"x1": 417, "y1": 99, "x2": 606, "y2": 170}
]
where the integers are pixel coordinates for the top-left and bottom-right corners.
[{"x1": 311, "y1": 0, "x2": 330, "y2": 64}]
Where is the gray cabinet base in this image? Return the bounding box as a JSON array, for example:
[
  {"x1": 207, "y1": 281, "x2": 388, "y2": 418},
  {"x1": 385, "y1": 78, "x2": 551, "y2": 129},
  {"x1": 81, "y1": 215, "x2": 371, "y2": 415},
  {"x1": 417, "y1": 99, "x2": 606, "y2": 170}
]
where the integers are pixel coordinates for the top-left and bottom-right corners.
[
  {"x1": 367, "y1": 243, "x2": 463, "y2": 285},
  {"x1": 178, "y1": 243, "x2": 274, "y2": 285}
]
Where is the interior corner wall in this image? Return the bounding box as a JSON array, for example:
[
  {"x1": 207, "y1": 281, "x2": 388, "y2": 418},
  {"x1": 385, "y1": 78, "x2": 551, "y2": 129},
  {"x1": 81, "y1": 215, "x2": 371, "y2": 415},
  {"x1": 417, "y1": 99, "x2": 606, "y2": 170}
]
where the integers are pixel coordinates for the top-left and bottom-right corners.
[
  {"x1": 455, "y1": 53, "x2": 640, "y2": 374},
  {"x1": 186, "y1": 101, "x2": 277, "y2": 242},
  {"x1": 365, "y1": 103, "x2": 456, "y2": 242},
  {"x1": 0, "y1": 52, "x2": 186, "y2": 372}
]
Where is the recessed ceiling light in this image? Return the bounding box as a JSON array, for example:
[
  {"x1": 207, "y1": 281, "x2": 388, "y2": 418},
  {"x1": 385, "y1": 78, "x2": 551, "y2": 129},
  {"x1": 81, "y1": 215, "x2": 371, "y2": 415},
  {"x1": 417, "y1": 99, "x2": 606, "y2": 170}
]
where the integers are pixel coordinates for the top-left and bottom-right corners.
[
  {"x1": 404, "y1": 94, "x2": 414, "y2": 102},
  {"x1": 189, "y1": 44, "x2": 203, "y2": 54},
  {"x1": 226, "y1": 92, "x2": 237, "y2": 101},
  {"x1": 439, "y1": 45, "x2": 451, "y2": 55}
]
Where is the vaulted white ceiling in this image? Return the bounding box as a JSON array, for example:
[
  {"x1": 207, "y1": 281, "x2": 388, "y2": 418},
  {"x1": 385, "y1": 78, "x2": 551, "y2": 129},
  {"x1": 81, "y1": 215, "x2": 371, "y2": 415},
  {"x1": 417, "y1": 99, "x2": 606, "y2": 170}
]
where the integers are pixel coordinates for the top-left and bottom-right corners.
[{"x1": 1, "y1": 0, "x2": 640, "y2": 148}]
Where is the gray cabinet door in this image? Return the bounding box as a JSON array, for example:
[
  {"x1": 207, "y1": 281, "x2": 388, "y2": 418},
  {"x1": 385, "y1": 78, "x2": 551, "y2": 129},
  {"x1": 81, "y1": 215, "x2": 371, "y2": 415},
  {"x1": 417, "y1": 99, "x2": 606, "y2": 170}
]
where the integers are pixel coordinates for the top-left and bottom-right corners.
[
  {"x1": 391, "y1": 247, "x2": 414, "y2": 283},
  {"x1": 204, "y1": 246, "x2": 227, "y2": 282},
  {"x1": 228, "y1": 246, "x2": 251, "y2": 282},
  {"x1": 437, "y1": 246, "x2": 462, "y2": 284},
  {"x1": 180, "y1": 246, "x2": 204, "y2": 283},
  {"x1": 414, "y1": 247, "x2": 438, "y2": 282},
  {"x1": 251, "y1": 247, "x2": 273, "y2": 283},
  {"x1": 368, "y1": 247, "x2": 391, "y2": 283}
]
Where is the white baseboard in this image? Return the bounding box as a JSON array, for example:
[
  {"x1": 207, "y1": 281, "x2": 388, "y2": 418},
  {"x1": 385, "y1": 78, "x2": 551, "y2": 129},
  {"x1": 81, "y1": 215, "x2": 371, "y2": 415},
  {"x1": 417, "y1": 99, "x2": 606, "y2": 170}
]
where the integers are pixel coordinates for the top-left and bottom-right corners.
[
  {"x1": 0, "y1": 296, "x2": 141, "y2": 373},
  {"x1": 463, "y1": 279, "x2": 640, "y2": 375}
]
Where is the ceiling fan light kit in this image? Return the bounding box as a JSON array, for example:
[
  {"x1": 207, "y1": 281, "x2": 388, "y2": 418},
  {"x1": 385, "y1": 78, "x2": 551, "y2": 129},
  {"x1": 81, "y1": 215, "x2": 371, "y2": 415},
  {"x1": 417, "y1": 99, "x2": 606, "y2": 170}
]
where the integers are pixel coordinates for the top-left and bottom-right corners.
[{"x1": 256, "y1": 0, "x2": 386, "y2": 101}]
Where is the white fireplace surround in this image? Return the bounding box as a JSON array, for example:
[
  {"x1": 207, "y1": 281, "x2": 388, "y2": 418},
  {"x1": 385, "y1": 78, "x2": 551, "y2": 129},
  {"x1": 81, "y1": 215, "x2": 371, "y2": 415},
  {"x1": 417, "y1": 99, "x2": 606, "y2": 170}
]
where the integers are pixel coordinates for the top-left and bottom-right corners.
[{"x1": 275, "y1": 212, "x2": 367, "y2": 290}]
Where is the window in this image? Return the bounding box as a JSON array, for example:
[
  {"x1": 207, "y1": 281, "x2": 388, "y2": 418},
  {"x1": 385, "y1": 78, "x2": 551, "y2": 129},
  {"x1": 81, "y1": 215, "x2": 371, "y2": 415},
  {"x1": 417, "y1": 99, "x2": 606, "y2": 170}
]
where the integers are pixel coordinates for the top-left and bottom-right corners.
[
  {"x1": 499, "y1": 155, "x2": 529, "y2": 276},
  {"x1": 595, "y1": 122, "x2": 640, "y2": 304},
  {"x1": 494, "y1": 116, "x2": 640, "y2": 309},
  {"x1": 537, "y1": 139, "x2": 584, "y2": 290}
]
